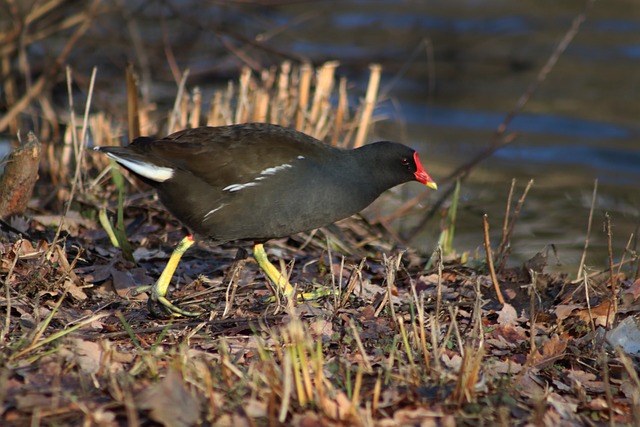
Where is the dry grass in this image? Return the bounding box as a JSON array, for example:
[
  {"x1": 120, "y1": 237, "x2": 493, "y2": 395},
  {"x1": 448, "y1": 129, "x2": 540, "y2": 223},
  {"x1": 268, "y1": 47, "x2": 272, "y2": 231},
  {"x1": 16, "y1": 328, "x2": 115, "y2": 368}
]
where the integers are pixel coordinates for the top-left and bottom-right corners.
[{"x1": 3, "y1": 210, "x2": 638, "y2": 426}]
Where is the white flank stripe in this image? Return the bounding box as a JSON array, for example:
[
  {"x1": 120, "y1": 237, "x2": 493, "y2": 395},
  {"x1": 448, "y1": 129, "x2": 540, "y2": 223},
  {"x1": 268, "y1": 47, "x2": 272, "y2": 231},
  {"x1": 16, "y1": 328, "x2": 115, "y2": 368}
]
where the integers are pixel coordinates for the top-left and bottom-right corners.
[
  {"x1": 203, "y1": 204, "x2": 226, "y2": 221},
  {"x1": 223, "y1": 182, "x2": 260, "y2": 192},
  {"x1": 259, "y1": 163, "x2": 292, "y2": 176},
  {"x1": 223, "y1": 162, "x2": 296, "y2": 192},
  {"x1": 297, "y1": 155, "x2": 305, "y2": 160},
  {"x1": 105, "y1": 153, "x2": 174, "y2": 182}
]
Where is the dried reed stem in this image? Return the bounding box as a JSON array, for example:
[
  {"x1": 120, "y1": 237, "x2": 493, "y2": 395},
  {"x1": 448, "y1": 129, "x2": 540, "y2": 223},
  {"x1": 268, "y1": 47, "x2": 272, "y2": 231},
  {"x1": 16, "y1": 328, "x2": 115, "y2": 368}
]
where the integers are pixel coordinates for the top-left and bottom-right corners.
[
  {"x1": 237, "y1": 67, "x2": 253, "y2": 124},
  {"x1": 126, "y1": 64, "x2": 140, "y2": 140},
  {"x1": 49, "y1": 67, "x2": 97, "y2": 257},
  {"x1": 604, "y1": 213, "x2": 617, "y2": 326},
  {"x1": 496, "y1": 179, "x2": 534, "y2": 272},
  {"x1": 577, "y1": 179, "x2": 598, "y2": 281},
  {"x1": 1, "y1": 239, "x2": 23, "y2": 343},
  {"x1": 0, "y1": 0, "x2": 100, "y2": 132},
  {"x1": 529, "y1": 271, "x2": 537, "y2": 355},
  {"x1": 353, "y1": 64, "x2": 381, "y2": 148},
  {"x1": 190, "y1": 87, "x2": 201, "y2": 128},
  {"x1": 296, "y1": 63, "x2": 312, "y2": 130},
  {"x1": 482, "y1": 214, "x2": 505, "y2": 305},
  {"x1": 168, "y1": 69, "x2": 190, "y2": 133},
  {"x1": 308, "y1": 61, "x2": 338, "y2": 137},
  {"x1": 498, "y1": 178, "x2": 516, "y2": 257},
  {"x1": 333, "y1": 77, "x2": 349, "y2": 146}
]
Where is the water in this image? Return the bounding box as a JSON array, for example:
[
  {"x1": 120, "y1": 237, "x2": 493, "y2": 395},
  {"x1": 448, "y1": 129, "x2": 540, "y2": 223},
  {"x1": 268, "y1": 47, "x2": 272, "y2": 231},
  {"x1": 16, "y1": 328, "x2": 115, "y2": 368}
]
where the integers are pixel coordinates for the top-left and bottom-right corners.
[
  {"x1": 268, "y1": 0, "x2": 640, "y2": 271},
  {"x1": 8, "y1": 0, "x2": 640, "y2": 272}
]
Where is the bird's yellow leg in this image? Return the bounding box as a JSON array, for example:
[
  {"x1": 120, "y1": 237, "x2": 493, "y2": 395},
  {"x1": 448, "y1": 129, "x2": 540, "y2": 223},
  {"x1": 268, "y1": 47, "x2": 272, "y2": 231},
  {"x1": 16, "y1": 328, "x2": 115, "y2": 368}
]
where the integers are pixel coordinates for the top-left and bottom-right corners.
[
  {"x1": 253, "y1": 243, "x2": 335, "y2": 301},
  {"x1": 253, "y1": 243, "x2": 294, "y2": 296},
  {"x1": 135, "y1": 235, "x2": 201, "y2": 317}
]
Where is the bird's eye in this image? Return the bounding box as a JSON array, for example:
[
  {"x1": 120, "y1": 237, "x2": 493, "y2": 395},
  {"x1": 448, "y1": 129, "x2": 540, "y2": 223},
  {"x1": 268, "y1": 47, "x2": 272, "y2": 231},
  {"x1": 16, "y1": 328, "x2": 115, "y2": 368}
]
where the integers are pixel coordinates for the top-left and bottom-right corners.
[{"x1": 401, "y1": 158, "x2": 410, "y2": 165}]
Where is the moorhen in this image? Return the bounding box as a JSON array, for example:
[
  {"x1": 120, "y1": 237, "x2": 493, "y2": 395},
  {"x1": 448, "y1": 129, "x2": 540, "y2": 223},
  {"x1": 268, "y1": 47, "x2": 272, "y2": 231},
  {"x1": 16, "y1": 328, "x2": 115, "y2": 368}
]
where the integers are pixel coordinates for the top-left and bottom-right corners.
[{"x1": 95, "y1": 123, "x2": 437, "y2": 316}]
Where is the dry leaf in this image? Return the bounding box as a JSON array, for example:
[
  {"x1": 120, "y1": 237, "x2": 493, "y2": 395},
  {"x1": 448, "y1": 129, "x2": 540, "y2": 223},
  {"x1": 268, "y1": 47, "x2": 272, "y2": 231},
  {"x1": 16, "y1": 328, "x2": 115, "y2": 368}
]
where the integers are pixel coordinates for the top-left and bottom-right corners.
[
  {"x1": 546, "y1": 392, "x2": 578, "y2": 420},
  {"x1": 68, "y1": 338, "x2": 102, "y2": 374},
  {"x1": 532, "y1": 335, "x2": 567, "y2": 368},
  {"x1": 566, "y1": 369, "x2": 606, "y2": 393},
  {"x1": 64, "y1": 277, "x2": 88, "y2": 301},
  {"x1": 320, "y1": 391, "x2": 353, "y2": 421},
  {"x1": 137, "y1": 370, "x2": 200, "y2": 427},
  {"x1": 554, "y1": 304, "x2": 581, "y2": 321},
  {"x1": 621, "y1": 279, "x2": 640, "y2": 306},
  {"x1": 291, "y1": 411, "x2": 323, "y2": 427},
  {"x1": 576, "y1": 300, "x2": 614, "y2": 327},
  {"x1": 497, "y1": 303, "x2": 518, "y2": 327},
  {"x1": 393, "y1": 407, "x2": 450, "y2": 426}
]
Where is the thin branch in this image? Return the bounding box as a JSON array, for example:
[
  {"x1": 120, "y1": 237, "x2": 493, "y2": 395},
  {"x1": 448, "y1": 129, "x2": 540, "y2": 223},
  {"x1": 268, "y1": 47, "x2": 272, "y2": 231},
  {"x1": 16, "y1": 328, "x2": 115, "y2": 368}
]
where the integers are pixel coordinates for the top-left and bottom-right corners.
[
  {"x1": 0, "y1": 0, "x2": 101, "y2": 132},
  {"x1": 394, "y1": 1, "x2": 594, "y2": 239},
  {"x1": 577, "y1": 179, "x2": 598, "y2": 280},
  {"x1": 483, "y1": 214, "x2": 505, "y2": 306}
]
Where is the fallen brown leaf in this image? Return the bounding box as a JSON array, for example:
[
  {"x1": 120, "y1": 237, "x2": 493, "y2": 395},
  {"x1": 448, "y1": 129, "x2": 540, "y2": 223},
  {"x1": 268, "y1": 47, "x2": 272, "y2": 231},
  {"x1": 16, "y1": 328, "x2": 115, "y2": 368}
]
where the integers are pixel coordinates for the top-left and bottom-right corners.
[{"x1": 137, "y1": 370, "x2": 201, "y2": 427}]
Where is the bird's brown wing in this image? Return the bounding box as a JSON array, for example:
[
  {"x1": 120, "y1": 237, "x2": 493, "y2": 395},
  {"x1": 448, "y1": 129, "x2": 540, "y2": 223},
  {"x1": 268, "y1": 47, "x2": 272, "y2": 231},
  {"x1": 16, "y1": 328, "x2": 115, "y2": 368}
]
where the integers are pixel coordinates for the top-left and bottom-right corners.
[{"x1": 131, "y1": 124, "x2": 335, "y2": 188}]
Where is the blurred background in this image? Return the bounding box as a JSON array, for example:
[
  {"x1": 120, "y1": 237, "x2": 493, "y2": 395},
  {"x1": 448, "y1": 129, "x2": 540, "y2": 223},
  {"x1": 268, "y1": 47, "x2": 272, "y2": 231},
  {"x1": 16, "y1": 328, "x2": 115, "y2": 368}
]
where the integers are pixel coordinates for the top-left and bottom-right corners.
[{"x1": 1, "y1": 0, "x2": 639, "y2": 272}]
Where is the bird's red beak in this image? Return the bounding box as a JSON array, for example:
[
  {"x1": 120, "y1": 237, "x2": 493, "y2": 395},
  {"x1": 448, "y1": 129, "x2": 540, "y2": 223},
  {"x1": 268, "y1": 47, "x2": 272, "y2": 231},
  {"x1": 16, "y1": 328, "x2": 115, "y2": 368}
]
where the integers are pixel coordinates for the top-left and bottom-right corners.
[{"x1": 413, "y1": 152, "x2": 437, "y2": 190}]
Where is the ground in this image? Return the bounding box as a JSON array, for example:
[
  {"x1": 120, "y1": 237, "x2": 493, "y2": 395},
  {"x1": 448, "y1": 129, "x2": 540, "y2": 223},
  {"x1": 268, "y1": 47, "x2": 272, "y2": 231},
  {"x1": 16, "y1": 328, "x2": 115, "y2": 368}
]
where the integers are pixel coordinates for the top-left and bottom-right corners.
[{"x1": 1, "y1": 192, "x2": 639, "y2": 426}]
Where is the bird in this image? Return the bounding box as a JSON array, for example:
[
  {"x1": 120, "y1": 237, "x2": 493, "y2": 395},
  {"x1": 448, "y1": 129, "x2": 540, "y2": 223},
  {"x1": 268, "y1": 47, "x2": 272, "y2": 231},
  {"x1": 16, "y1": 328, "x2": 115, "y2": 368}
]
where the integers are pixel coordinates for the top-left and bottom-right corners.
[{"x1": 94, "y1": 123, "x2": 437, "y2": 316}]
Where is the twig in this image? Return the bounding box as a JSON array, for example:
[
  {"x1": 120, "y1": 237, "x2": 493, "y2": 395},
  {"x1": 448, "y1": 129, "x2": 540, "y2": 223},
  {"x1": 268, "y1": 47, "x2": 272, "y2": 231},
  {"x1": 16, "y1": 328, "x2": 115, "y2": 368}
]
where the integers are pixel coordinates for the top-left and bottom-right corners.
[
  {"x1": 604, "y1": 213, "x2": 617, "y2": 327},
  {"x1": 435, "y1": 246, "x2": 443, "y2": 316},
  {"x1": 616, "y1": 348, "x2": 640, "y2": 425},
  {"x1": 349, "y1": 320, "x2": 373, "y2": 373},
  {"x1": 504, "y1": 0, "x2": 595, "y2": 134},
  {"x1": 339, "y1": 258, "x2": 366, "y2": 309},
  {"x1": 600, "y1": 348, "x2": 615, "y2": 427},
  {"x1": 617, "y1": 233, "x2": 635, "y2": 280},
  {"x1": 1, "y1": 239, "x2": 23, "y2": 343},
  {"x1": 496, "y1": 179, "x2": 534, "y2": 272},
  {"x1": 529, "y1": 271, "x2": 538, "y2": 356},
  {"x1": 482, "y1": 214, "x2": 505, "y2": 306},
  {"x1": 577, "y1": 179, "x2": 598, "y2": 281},
  {"x1": 583, "y1": 274, "x2": 597, "y2": 348},
  {"x1": 0, "y1": 0, "x2": 100, "y2": 132},
  {"x1": 383, "y1": 252, "x2": 403, "y2": 324},
  {"x1": 396, "y1": 2, "x2": 593, "y2": 238},
  {"x1": 498, "y1": 179, "x2": 516, "y2": 260},
  {"x1": 409, "y1": 277, "x2": 431, "y2": 371},
  {"x1": 566, "y1": 256, "x2": 637, "y2": 289},
  {"x1": 635, "y1": 229, "x2": 640, "y2": 281},
  {"x1": 398, "y1": 133, "x2": 518, "y2": 240},
  {"x1": 118, "y1": 0, "x2": 151, "y2": 103},
  {"x1": 379, "y1": 38, "x2": 435, "y2": 103},
  {"x1": 48, "y1": 67, "x2": 97, "y2": 260},
  {"x1": 222, "y1": 256, "x2": 248, "y2": 319}
]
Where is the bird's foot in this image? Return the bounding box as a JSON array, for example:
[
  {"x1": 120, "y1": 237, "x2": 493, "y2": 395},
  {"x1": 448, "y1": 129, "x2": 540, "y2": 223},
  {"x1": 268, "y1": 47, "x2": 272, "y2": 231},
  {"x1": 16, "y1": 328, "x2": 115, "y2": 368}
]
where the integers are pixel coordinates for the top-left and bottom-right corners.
[
  {"x1": 132, "y1": 235, "x2": 202, "y2": 317},
  {"x1": 263, "y1": 284, "x2": 338, "y2": 304},
  {"x1": 299, "y1": 286, "x2": 338, "y2": 300},
  {"x1": 132, "y1": 284, "x2": 202, "y2": 317},
  {"x1": 254, "y1": 242, "x2": 340, "y2": 304}
]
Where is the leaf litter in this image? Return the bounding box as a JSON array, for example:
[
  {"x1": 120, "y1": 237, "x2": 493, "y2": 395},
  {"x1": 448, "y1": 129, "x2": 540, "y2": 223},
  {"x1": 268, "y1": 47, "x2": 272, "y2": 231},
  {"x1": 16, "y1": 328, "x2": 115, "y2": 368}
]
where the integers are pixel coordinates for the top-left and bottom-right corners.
[{"x1": 1, "y1": 200, "x2": 640, "y2": 426}]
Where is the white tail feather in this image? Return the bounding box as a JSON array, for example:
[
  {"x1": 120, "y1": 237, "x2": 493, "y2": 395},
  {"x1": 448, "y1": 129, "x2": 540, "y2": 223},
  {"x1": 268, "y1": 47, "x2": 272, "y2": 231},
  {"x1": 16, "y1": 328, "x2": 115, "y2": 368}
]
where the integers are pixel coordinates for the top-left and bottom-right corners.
[{"x1": 103, "y1": 152, "x2": 174, "y2": 182}]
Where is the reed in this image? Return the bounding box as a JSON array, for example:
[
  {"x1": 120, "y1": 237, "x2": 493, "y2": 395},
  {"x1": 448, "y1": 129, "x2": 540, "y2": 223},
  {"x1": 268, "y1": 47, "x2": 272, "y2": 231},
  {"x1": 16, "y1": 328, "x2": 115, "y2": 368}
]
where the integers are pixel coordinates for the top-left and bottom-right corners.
[{"x1": 143, "y1": 60, "x2": 382, "y2": 148}]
